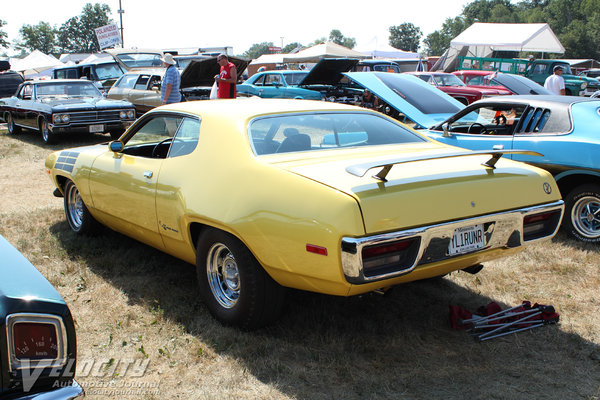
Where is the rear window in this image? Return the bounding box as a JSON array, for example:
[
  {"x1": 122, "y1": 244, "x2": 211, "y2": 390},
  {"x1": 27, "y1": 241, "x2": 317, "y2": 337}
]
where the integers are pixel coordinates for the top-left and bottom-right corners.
[{"x1": 249, "y1": 112, "x2": 425, "y2": 155}]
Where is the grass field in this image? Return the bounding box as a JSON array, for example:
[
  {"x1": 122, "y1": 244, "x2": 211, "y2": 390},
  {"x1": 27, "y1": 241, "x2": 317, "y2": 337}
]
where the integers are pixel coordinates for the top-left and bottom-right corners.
[{"x1": 1, "y1": 126, "x2": 599, "y2": 399}]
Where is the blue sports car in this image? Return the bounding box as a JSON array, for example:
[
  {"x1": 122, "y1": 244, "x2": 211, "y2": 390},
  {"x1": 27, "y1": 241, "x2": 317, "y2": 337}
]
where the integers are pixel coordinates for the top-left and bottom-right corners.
[
  {"x1": 325, "y1": 73, "x2": 599, "y2": 242},
  {"x1": 420, "y1": 95, "x2": 600, "y2": 243},
  {"x1": 238, "y1": 58, "x2": 359, "y2": 100}
]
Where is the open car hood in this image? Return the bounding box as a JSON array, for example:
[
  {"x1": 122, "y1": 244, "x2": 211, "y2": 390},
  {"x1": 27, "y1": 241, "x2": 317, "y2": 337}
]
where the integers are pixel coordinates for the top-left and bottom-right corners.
[
  {"x1": 180, "y1": 56, "x2": 249, "y2": 88},
  {"x1": 299, "y1": 58, "x2": 360, "y2": 86},
  {"x1": 345, "y1": 72, "x2": 464, "y2": 128},
  {"x1": 491, "y1": 73, "x2": 552, "y2": 95}
]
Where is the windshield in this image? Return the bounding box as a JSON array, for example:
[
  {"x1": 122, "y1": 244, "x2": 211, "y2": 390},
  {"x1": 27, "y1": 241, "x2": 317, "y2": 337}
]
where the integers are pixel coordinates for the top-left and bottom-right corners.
[
  {"x1": 95, "y1": 62, "x2": 124, "y2": 80},
  {"x1": 249, "y1": 112, "x2": 425, "y2": 155},
  {"x1": 36, "y1": 82, "x2": 101, "y2": 98},
  {"x1": 432, "y1": 74, "x2": 466, "y2": 87},
  {"x1": 284, "y1": 72, "x2": 309, "y2": 86},
  {"x1": 116, "y1": 53, "x2": 163, "y2": 68}
]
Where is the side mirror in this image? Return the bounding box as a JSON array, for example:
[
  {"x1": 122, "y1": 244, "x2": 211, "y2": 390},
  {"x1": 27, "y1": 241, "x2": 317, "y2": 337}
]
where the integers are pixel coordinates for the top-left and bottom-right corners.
[
  {"x1": 109, "y1": 141, "x2": 123, "y2": 153},
  {"x1": 442, "y1": 123, "x2": 452, "y2": 137}
]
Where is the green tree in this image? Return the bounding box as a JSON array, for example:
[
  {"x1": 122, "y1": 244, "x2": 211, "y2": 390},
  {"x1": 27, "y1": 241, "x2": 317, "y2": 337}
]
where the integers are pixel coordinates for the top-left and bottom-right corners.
[
  {"x1": 282, "y1": 42, "x2": 302, "y2": 53},
  {"x1": 0, "y1": 19, "x2": 9, "y2": 48},
  {"x1": 328, "y1": 29, "x2": 356, "y2": 49},
  {"x1": 57, "y1": 3, "x2": 113, "y2": 53},
  {"x1": 243, "y1": 42, "x2": 274, "y2": 59},
  {"x1": 15, "y1": 21, "x2": 58, "y2": 54},
  {"x1": 424, "y1": 16, "x2": 467, "y2": 56},
  {"x1": 389, "y1": 23, "x2": 423, "y2": 52}
]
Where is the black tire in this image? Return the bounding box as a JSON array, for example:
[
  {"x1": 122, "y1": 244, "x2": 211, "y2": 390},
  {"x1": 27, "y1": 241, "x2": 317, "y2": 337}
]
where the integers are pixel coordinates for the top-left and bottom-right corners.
[
  {"x1": 563, "y1": 184, "x2": 600, "y2": 242},
  {"x1": 196, "y1": 229, "x2": 286, "y2": 329},
  {"x1": 39, "y1": 118, "x2": 55, "y2": 144},
  {"x1": 63, "y1": 180, "x2": 101, "y2": 235},
  {"x1": 6, "y1": 113, "x2": 21, "y2": 134}
]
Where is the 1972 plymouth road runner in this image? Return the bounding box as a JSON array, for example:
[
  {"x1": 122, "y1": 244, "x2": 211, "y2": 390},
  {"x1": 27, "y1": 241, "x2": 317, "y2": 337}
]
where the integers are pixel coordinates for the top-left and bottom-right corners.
[
  {"x1": 0, "y1": 235, "x2": 83, "y2": 399},
  {"x1": 0, "y1": 79, "x2": 135, "y2": 144},
  {"x1": 46, "y1": 99, "x2": 563, "y2": 328}
]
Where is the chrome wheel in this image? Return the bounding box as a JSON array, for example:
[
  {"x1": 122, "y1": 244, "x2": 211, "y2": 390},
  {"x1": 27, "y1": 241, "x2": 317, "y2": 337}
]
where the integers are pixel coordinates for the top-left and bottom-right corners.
[
  {"x1": 206, "y1": 243, "x2": 240, "y2": 309},
  {"x1": 6, "y1": 113, "x2": 20, "y2": 134},
  {"x1": 65, "y1": 182, "x2": 84, "y2": 231},
  {"x1": 571, "y1": 195, "x2": 600, "y2": 240},
  {"x1": 40, "y1": 119, "x2": 52, "y2": 143}
]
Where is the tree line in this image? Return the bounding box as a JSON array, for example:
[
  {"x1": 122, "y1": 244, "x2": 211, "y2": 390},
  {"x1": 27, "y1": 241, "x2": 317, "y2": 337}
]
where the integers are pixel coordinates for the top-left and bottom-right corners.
[{"x1": 1, "y1": 0, "x2": 599, "y2": 59}]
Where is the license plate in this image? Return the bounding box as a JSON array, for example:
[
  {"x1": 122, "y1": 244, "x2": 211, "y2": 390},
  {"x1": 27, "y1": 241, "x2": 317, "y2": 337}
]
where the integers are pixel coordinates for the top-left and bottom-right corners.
[
  {"x1": 89, "y1": 124, "x2": 104, "y2": 133},
  {"x1": 448, "y1": 224, "x2": 485, "y2": 255}
]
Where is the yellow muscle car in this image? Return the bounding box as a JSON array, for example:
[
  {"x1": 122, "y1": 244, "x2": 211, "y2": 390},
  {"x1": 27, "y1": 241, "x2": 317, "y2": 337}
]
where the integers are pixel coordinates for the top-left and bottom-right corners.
[{"x1": 45, "y1": 99, "x2": 564, "y2": 329}]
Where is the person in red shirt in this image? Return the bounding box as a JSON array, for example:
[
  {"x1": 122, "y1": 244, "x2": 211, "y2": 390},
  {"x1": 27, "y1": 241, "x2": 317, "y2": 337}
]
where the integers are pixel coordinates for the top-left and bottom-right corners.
[{"x1": 214, "y1": 54, "x2": 237, "y2": 99}]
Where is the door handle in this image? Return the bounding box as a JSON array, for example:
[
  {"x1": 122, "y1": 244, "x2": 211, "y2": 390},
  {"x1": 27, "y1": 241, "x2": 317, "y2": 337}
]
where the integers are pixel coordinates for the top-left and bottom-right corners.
[{"x1": 143, "y1": 171, "x2": 153, "y2": 179}]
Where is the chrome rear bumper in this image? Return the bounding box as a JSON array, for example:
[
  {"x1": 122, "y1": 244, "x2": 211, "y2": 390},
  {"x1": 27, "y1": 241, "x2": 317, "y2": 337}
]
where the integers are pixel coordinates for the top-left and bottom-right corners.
[{"x1": 341, "y1": 201, "x2": 564, "y2": 284}]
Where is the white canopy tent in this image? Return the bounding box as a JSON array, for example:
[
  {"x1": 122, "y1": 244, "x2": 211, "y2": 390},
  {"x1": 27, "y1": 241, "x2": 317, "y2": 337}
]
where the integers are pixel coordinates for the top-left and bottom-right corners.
[
  {"x1": 433, "y1": 23, "x2": 565, "y2": 72},
  {"x1": 10, "y1": 50, "x2": 64, "y2": 77},
  {"x1": 282, "y1": 41, "x2": 368, "y2": 63},
  {"x1": 355, "y1": 37, "x2": 421, "y2": 59}
]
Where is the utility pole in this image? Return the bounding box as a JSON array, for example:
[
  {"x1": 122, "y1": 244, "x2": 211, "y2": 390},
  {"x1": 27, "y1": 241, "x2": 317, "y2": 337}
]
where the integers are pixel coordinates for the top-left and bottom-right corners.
[{"x1": 118, "y1": 0, "x2": 125, "y2": 47}]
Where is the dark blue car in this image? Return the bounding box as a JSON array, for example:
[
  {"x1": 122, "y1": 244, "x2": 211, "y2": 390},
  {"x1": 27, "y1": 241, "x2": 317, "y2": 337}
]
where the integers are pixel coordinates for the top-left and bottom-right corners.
[{"x1": 0, "y1": 235, "x2": 83, "y2": 399}]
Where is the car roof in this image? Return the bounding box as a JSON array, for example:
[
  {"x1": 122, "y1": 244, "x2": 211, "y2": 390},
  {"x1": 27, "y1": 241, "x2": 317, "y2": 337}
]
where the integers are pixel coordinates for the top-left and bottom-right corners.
[
  {"x1": 27, "y1": 79, "x2": 99, "y2": 84},
  {"x1": 157, "y1": 98, "x2": 369, "y2": 119}
]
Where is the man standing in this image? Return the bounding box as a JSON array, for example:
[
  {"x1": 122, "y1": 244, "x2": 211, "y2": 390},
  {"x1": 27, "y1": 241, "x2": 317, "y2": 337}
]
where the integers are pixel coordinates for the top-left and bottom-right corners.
[
  {"x1": 544, "y1": 66, "x2": 566, "y2": 95},
  {"x1": 160, "y1": 53, "x2": 181, "y2": 104},
  {"x1": 215, "y1": 54, "x2": 237, "y2": 99}
]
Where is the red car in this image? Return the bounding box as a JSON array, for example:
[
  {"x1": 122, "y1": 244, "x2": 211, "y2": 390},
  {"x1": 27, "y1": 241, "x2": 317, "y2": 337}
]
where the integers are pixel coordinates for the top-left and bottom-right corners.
[
  {"x1": 453, "y1": 70, "x2": 516, "y2": 94},
  {"x1": 405, "y1": 71, "x2": 511, "y2": 105}
]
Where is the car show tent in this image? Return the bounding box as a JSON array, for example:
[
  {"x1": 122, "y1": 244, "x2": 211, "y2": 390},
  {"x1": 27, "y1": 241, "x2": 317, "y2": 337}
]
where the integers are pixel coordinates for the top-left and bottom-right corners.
[
  {"x1": 432, "y1": 23, "x2": 565, "y2": 72},
  {"x1": 282, "y1": 41, "x2": 368, "y2": 63},
  {"x1": 355, "y1": 37, "x2": 421, "y2": 59},
  {"x1": 9, "y1": 50, "x2": 64, "y2": 77}
]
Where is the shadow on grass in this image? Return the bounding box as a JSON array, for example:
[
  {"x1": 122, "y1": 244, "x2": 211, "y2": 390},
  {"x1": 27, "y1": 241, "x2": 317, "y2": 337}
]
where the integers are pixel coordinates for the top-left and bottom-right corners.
[
  {"x1": 1, "y1": 128, "x2": 114, "y2": 151},
  {"x1": 49, "y1": 220, "x2": 600, "y2": 400}
]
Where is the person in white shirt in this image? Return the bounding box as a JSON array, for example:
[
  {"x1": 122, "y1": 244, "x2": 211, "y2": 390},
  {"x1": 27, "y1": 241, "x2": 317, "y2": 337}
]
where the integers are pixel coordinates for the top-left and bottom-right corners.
[{"x1": 544, "y1": 66, "x2": 566, "y2": 95}]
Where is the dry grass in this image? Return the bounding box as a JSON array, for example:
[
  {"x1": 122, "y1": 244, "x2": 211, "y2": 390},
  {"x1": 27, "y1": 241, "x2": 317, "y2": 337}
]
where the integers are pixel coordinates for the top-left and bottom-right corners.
[{"x1": 1, "y1": 126, "x2": 599, "y2": 399}]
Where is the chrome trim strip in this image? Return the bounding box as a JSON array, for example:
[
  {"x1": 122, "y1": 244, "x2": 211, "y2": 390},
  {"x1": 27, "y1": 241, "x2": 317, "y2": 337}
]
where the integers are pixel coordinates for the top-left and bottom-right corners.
[
  {"x1": 5, "y1": 313, "x2": 68, "y2": 372},
  {"x1": 341, "y1": 201, "x2": 564, "y2": 284},
  {"x1": 12, "y1": 380, "x2": 84, "y2": 399}
]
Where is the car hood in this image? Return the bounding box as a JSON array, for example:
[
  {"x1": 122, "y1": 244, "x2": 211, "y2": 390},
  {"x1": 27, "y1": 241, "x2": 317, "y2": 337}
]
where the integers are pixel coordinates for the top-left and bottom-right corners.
[
  {"x1": 180, "y1": 56, "x2": 249, "y2": 88},
  {"x1": 0, "y1": 235, "x2": 65, "y2": 304},
  {"x1": 491, "y1": 73, "x2": 552, "y2": 95},
  {"x1": 299, "y1": 58, "x2": 360, "y2": 86},
  {"x1": 274, "y1": 143, "x2": 559, "y2": 234},
  {"x1": 345, "y1": 72, "x2": 464, "y2": 128},
  {"x1": 40, "y1": 96, "x2": 134, "y2": 111}
]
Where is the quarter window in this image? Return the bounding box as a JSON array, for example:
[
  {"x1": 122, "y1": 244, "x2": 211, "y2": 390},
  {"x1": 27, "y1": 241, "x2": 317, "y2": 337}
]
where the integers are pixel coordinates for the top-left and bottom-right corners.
[{"x1": 115, "y1": 74, "x2": 138, "y2": 89}]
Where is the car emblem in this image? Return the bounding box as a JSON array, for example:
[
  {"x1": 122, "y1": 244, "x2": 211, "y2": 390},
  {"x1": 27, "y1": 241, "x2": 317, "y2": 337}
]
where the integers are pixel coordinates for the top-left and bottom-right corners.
[
  {"x1": 543, "y1": 182, "x2": 552, "y2": 194},
  {"x1": 471, "y1": 201, "x2": 476, "y2": 207}
]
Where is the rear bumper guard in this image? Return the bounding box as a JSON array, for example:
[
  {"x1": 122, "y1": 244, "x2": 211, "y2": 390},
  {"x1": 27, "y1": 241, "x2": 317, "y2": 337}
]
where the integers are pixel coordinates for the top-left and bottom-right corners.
[{"x1": 341, "y1": 201, "x2": 564, "y2": 284}]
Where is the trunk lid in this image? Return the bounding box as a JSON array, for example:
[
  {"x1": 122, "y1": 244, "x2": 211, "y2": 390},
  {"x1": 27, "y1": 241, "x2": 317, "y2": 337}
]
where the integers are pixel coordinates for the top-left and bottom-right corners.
[{"x1": 269, "y1": 143, "x2": 559, "y2": 234}]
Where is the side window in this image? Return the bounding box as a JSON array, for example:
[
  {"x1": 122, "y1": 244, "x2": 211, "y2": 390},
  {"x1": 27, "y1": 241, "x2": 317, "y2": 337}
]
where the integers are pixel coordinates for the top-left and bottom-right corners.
[
  {"x1": 55, "y1": 70, "x2": 67, "y2": 79},
  {"x1": 19, "y1": 85, "x2": 33, "y2": 99},
  {"x1": 115, "y1": 74, "x2": 138, "y2": 89},
  {"x1": 168, "y1": 117, "x2": 200, "y2": 158},
  {"x1": 123, "y1": 115, "x2": 184, "y2": 158},
  {"x1": 66, "y1": 69, "x2": 78, "y2": 79},
  {"x1": 265, "y1": 74, "x2": 282, "y2": 86},
  {"x1": 516, "y1": 108, "x2": 550, "y2": 133},
  {"x1": 134, "y1": 75, "x2": 150, "y2": 90},
  {"x1": 532, "y1": 64, "x2": 547, "y2": 75},
  {"x1": 253, "y1": 75, "x2": 265, "y2": 86}
]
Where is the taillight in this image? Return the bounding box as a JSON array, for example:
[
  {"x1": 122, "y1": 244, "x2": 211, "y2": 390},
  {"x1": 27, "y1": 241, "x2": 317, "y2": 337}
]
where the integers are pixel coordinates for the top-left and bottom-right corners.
[
  {"x1": 361, "y1": 237, "x2": 420, "y2": 277},
  {"x1": 523, "y1": 210, "x2": 562, "y2": 241},
  {"x1": 6, "y1": 314, "x2": 67, "y2": 371},
  {"x1": 13, "y1": 323, "x2": 59, "y2": 360}
]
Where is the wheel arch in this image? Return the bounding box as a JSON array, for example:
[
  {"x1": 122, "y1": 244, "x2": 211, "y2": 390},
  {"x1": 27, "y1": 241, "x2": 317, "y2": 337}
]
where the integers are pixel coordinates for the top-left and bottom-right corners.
[{"x1": 555, "y1": 171, "x2": 600, "y2": 196}]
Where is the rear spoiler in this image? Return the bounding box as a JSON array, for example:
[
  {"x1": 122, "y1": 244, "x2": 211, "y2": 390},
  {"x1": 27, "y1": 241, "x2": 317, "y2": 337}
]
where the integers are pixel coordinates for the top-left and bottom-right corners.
[{"x1": 346, "y1": 150, "x2": 543, "y2": 182}]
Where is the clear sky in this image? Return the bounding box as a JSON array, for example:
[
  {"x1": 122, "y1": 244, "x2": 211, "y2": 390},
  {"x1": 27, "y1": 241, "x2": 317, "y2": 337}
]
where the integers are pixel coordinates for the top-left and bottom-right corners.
[{"x1": 2, "y1": 0, "x2": 474, "y2": 55}]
